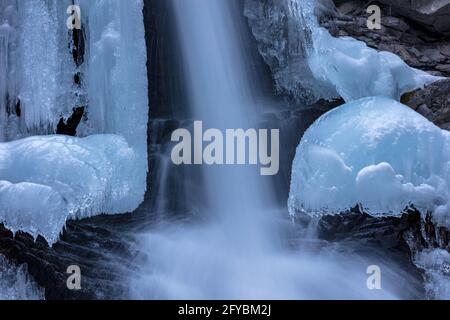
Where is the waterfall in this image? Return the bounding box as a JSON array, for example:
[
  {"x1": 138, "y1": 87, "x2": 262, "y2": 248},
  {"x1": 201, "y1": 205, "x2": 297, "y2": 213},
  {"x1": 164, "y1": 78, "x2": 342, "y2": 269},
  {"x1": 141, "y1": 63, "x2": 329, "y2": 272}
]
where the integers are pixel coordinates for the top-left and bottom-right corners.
[
  {"x1": 171, "y1": 0, "x2": 277, "y2": 250},
  {"x1": 128, "y1": 0, "x2": 422, "y2": 300}
]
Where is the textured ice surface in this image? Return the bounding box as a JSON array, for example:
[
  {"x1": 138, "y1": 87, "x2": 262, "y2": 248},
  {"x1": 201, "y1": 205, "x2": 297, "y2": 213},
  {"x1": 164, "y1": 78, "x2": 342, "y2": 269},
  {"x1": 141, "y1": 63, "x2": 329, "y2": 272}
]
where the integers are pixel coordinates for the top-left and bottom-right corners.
[
  {"x1": 289, "y1": 97, "x2": 450, "y2": 227},
  {"x1": 0, "y1": 134, "x2": 140, "y2": 244},
  {"x1": 0, "y1": 0, "x2": 74, "y2": 141},
  {"x1": 301, "y1": 0, "x2": 440, "y2": 102},
  {"x1": 0, "y1": 255, "x2": 44, "y2": 300},
  {"x1": 19, "y1": 0, "x2": 74, "y2": 136},
  {"x1": 415, "y1": 249, "x2": 450, "y2": 299},
  {"x1": 245, "y1": 0, "x2": 440, "y2": 104},
  {"x1": 0, "y1": 0, "x2": 148, "y2": 243},
  {"x1": 308, "y1": 28, "x2": 440, "y2": 102},
  {"x1": 76, "y1": 0, "x2": 149, "y2": 201}
]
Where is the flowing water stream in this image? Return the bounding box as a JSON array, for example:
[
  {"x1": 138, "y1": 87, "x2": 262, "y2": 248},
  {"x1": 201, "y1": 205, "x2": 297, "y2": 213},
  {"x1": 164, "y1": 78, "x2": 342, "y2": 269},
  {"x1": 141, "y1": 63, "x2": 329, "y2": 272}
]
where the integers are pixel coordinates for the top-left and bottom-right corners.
[{"x1": 127, "y1": 0, "x2": 422, "y2": 300}]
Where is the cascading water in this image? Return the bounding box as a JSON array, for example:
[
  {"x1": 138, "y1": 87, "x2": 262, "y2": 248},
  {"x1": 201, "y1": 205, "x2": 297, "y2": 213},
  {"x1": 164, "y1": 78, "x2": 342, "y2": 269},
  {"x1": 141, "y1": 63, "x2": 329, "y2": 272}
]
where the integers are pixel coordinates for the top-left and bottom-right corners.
[
  {"x1": 171, "y1": 0, "x2": 278, "y2": 251},
  {"x1": 129, "y1": 0, "x2": 423, "y2": 300}
]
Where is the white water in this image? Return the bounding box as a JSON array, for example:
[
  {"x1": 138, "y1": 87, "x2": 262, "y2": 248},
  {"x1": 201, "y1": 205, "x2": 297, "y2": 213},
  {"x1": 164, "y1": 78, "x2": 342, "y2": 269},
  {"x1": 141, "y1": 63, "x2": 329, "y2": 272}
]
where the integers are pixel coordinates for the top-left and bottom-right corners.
[{"x1": 129, "y1": 0, "x2": 420, "y2": 300}]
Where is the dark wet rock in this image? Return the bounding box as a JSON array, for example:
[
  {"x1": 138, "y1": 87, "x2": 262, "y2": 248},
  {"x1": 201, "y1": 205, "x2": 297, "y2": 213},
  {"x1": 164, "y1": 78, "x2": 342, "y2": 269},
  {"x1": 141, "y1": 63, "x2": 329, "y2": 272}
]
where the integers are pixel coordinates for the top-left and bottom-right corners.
[
  {"x1": 259, "y1": 98, "x2": 344, "y2": 203},
  {"x1": 403, "y1": 210, "x2": 450, "y2": 253},
  {"x1": 56, "y1": 107, "x2": 85, "y2": 136},
  {"x1": 287, "y1": 205, "x2": 427, "y2": 298},
  {"x1": 376, "y1": 0, "x2": 450, "y2": 35},
  {"x1": 320, "y1": 1, "x2": 450, "y2": 129},
  {"x1": 312, "y1": 205, "x2": 450, "y2": 299},
  {"x1": 401, "y1": 79, "x2": 450, "y2": 130},
  {"x1": 315, "y1": 207, "x2": 426, "y2": 298},
  {"x1": 320, "y1": 1, "x2": 450, "y2": 77},
  {"x1": 71, "y1": 26, "x2": 86, "y2": 68},
  {"x1": 0, "y1": 209, "x2": 157, "y2": 300}
]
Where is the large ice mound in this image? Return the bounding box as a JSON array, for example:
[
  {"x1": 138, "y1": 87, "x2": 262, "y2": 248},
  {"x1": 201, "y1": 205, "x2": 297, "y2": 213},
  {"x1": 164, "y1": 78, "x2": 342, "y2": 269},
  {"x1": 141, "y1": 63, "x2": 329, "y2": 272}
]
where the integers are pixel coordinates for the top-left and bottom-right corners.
[
  {"x1": 288, "y1": 96, "x2": 450, "y2": 227},
  {"x1": 0, "y1": 134, "x2": 141, "y2": 244}
]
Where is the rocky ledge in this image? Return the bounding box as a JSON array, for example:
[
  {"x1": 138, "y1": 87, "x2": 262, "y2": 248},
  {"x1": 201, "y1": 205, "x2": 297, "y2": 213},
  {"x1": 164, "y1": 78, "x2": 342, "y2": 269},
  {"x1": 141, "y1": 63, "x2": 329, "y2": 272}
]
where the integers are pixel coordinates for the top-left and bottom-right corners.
[{"x1": 0, "y1": 213, "x2": 147, "y2": 300}]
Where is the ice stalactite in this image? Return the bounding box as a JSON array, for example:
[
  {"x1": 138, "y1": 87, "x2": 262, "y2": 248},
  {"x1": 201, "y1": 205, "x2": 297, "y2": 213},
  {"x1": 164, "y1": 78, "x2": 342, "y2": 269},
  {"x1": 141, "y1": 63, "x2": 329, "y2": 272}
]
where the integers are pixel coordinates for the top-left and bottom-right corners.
[
  {"x1": 301, "y1": 0, "x2": 440, "y2": 102},
  {"x1": 19, "y1": 0, "x2": 75, "y2": 137},
  {"x1": 0, "y1": 0, "x2": 148, "y2": 244},
  {"x1": 76, "y1": 0, "x2": 149, "y2": 192},
  {"x1": 0, "y1": 0, "x2": 76, "y2": 141},
  {"x1": 287, "y1": 0, "x2": 446, "y2": 226},
  {"x1": 0, "y1": 0, "x2": 20, "y2": 141}
]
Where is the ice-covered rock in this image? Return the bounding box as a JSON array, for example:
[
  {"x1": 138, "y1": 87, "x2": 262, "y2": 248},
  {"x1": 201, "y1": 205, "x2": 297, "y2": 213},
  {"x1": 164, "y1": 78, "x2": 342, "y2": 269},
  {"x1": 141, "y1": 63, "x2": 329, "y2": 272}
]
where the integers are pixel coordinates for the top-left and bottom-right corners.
[
  {"x1": 0, "y1": 134, "x2": 141, "y2": 245},
  {"x1": 308, "y1": 27, "x2": 440, "y2": 102},
  {"x1": 289, "y1": 96, "x2": 450, "y2": 228},
  {"x1": 376, "y1": 0, "x2": 450, "y2": 35},
  {"x1": 245, "y1": 0, "x2": 440, "y2": 105}
]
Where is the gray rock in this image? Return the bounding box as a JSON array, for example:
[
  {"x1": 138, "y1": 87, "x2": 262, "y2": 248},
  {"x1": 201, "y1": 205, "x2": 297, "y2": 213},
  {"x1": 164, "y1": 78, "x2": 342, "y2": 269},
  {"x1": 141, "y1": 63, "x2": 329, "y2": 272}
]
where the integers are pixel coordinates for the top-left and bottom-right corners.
[
  {"x1": 377, "y1": 0, "x2": 450, "y2": 35},
  {"x1": 320, "y1": 1, "x2": 450, "y2": 77},
  {"x1": 318, "y1": 1, "x2": 450, "y2": 128},
  {"x1": 401, "y1": 79, "x2": 450, "y2": 129}
]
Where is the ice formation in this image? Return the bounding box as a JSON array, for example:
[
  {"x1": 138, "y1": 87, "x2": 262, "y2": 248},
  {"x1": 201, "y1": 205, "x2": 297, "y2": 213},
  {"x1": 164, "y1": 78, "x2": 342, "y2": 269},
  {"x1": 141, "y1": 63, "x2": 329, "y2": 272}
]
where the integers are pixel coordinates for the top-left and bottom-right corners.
[
  {"x1": 0, "y1": 0, "x2": 75, "y2": 141},
  {"x1": 415, "y1": 249, "x2": 450, "y2": 299},
  {"x1": 289, "y1": 96, "x2": 450, "y2": 227},
  {"x1": 0, "y1": 0, "x2": 148, "y2": 244},
  {"x1": 245, "y1": 0, "x2": 440, "y2": 104},
  {"x1": 0, "y1": 135, "x2": 141, "y2": 244},
  {"x1": 0, "y1": 255, "x2": 44, "y2": 300}
]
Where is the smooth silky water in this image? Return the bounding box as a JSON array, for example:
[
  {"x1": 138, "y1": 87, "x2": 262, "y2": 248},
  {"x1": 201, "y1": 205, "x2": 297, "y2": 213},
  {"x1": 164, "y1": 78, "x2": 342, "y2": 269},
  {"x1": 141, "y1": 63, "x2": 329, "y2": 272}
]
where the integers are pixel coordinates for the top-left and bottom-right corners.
[{"x1": 127, "y1": 0, "x2": 421, "y2": 299}]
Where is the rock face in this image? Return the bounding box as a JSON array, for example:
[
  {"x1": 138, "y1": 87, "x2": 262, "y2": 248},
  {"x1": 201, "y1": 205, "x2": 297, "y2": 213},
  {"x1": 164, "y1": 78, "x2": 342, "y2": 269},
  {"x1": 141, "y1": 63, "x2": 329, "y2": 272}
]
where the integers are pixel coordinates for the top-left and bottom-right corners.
[
  {"x1": 318, "y1": 208, "x2": 426, "y2": 298},
  {"x1": 322, "y1": 1, "x2": 450, "y2": 77},
  {"x1": 289, "y1": 206, "x2": 427, "y2": 299},
  {"x1": 376, "y1": 0, "x2": 450, "y2": 36},
  {"x1": 401, "y1": 79, "x2": 450, "y2": 130},
  {"x1": 0, "y1": 216, "x2": 136, "y2": 299}
]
